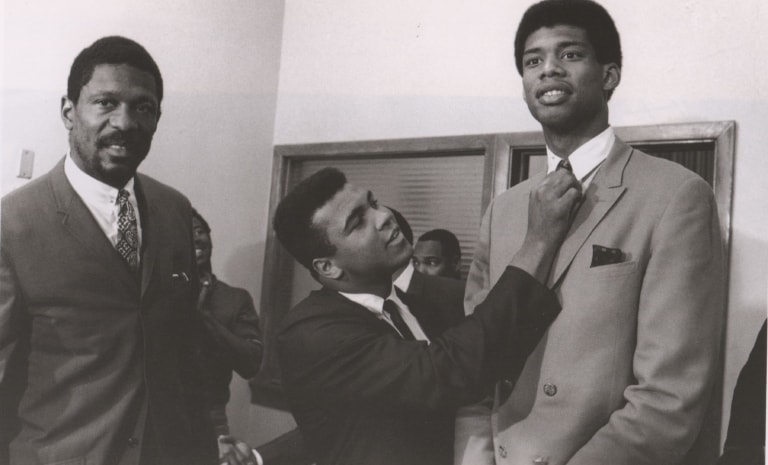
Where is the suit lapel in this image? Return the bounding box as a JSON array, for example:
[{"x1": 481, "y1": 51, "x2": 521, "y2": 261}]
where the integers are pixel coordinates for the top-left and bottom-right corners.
[
  {"x1": 50, "y1": 159, "x2": 137, "y2": 290},
  {"x1": 547, "y1": 138, "x2": 633, "y2": 288},
  {"x1": 134, "y1": 176, "x2": 159, "y2": 298}
]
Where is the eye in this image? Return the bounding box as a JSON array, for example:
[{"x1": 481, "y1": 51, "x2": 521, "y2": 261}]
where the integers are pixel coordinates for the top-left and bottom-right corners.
[
  {"x1": 136, "y1": 102, "x2": 157, "y2": 115},
  {"x1": 562, "y1": 50, "x2": 583, "y2": 60},
  {"x1": 524, "y1": 56, "x2": 542, "y2": 67},
  {"x1": 95, "y1": 98, "x2": 116, "y2": 109}
]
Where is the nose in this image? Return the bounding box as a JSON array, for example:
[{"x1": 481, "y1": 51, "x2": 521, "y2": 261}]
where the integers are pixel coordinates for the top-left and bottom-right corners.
[
  {"x1": 377, "y1": 207, "x2": 394, "y2": 230},
  {"x1": 109, "y1": 104, "x2": 139, "y2": 130},
  {"x1": 541, "y1": 55, "x2": 565, "y2": 77}
]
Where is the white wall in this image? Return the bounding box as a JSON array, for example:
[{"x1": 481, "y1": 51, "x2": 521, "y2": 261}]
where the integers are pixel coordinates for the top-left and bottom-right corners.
[
  {"x1": 1, "y1": 0, "x2": 291, "y2": 447},
  {"x1": 275, "y1": 0, "x2": 768, "y2": 444}
]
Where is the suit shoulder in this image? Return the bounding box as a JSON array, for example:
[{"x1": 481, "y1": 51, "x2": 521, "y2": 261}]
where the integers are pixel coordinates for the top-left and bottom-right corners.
[
  {"x1": 626, "y1": 148, "x2": 708, "y2": 186},
  {"x1": 2, "y1": 169, "x2": 55, "y2": 210},
  {"x1": 135, "y1": 172, "x2": 191, "y2": 208},
  {"x1": 214, "y1": 279, "x2": 254, "y2": 303}
]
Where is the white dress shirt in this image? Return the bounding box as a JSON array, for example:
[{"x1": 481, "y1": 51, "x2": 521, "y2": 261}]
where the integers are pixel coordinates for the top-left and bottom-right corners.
[
  {"x1": 546, "y1": 126, "x2": 615, "y2": 190},
  {"x1": 393, "y1": 261, "x2": 415, "y2": 293},
  {"x1": 339, "y1": 286, "x2": 430, "y2": 343},
  {"x1": 64, "y1": 153, "x2": 143, "y2": 261}
]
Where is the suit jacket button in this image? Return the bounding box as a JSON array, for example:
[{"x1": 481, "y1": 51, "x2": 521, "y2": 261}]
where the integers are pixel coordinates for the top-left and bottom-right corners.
[
  {"x1": 127, "y1": 437, "x2": 140, "y2": 448},
  {"x1": 543, "y1": 383, "x2": 557, "y2": 396},
  {"x1": 533, "y1": 456, "x2": 548, "y2": 465},
  {"x1": 498, "y1": 445, "x2": 507, "y2": 458}
]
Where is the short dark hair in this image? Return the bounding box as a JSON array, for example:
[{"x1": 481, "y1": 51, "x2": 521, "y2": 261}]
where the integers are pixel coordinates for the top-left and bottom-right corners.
[
  {"x1": 273, "y1": 167, "x2": 346, "y2": 271},
  {"x1": 191, "y1": 208, "x2": 211, "y2": 234},
  {"x1": 67, "y1": 36, "x2": 164, "y2": 109},
  {"x1": 418, "y1": 229, "x2": 461, "y2": 261},
  {"x1": 387, "y1": 207, "x2": 414, "y2": 245},
  {"x1": 514, "y1": 0, "x2": 622, "y2": 97}
]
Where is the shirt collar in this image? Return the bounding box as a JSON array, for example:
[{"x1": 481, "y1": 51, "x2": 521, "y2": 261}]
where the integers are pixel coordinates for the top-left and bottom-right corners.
[
  {"x1": 64, "y1": 150, "x2": 136, "y2": 203},
  {"x1": 339, "y1": 285, "x2": 406, "y2": 317},
  {"x1": 393, "y1": 261, "x2": 415, "y2": 293},
  {"x1": 546, "y1": 126, "x2": 615, "y2": 182}
]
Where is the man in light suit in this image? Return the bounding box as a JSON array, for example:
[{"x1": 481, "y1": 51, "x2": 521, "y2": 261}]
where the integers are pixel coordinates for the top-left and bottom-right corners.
[
  {"x1": 273, "y1": 167, "x2": 580, "y2": 465},
  {"x1": 455, "y1": 1, "x2": 725, "y2": 464},
  {"x1": 0, "y1": 36, "x2": 216, "y2": 465}
]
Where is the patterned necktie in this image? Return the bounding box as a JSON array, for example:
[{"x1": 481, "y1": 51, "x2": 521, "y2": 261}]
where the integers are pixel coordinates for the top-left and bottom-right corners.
[
  {"x1": 557, "y1": 158, "x2": 573, "y2": 172},
  {"x1": 116, "y1": 189, "x2": 139, "y2": 271},
  {"x1": 383, "y1": 299, "x2": 415, "y2": 340}
]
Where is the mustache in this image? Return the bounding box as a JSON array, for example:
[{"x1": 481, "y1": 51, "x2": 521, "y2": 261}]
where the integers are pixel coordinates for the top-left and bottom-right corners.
[{"x1": 97, "y1": 131, "x2": 144, "y2": 147}]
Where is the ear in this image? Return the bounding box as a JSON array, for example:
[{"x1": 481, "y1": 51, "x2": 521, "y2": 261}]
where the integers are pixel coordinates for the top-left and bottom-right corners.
[
  {"x1": 61, "y1": 96, "x2": 75, "y2": 131},
  {"x1": 602, "y1": 63, "x2": 621, "y2": 94},
  {"x1": 312, "y1": 257, "x2": 343, "y2": 280}
]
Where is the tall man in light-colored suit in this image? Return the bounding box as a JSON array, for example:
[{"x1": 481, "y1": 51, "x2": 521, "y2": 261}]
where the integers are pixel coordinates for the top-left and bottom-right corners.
[
  {"x1": 455, "y1": 1, "x2": 725, "y2": 464},
  {"x1": 0, "y1": 37, "x2": 216, "y2": 465}
]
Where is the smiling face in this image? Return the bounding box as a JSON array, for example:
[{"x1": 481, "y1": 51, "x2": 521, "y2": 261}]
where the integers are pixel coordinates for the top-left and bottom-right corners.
[
  {"x1": 192, "y1": 216, "x2": 212, "y2": 269},
  {"x1": 311, "y1": 183, "x2": 411, "y2": 289},
  {"x1": 521, "y1": 25, "x2": 619, "y2": 137},
  {"x1": 62, "y1": 63, "x2": 160, "y2": 188}
]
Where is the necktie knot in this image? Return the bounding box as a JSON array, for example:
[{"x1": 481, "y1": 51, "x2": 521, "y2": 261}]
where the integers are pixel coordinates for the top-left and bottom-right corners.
[
  {"x1": 557, "y1": 158, "x2": 573, "y2": 172},
  {"x1": 382, "y1": 299, "x2": 415, "y2": 340}
]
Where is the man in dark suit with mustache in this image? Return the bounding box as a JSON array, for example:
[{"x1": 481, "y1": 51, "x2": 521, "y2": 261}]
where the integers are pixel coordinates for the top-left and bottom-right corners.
[{"x1": 0, "y1": 36, "x2": 215, "y2": 465}]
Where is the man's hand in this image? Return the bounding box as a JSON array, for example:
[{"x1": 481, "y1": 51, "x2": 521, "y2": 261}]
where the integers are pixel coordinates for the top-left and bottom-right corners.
[
  {"x1": 218, "y1": 435, "x2": 262, "y2": 465},
  {"x1": 510, "y1": 169, "x2": 582, "y2": 283}
]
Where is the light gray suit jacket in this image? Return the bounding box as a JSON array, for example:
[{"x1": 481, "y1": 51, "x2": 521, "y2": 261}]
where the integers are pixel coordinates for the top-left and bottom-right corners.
[{"x1": 456, "y1": 138, "x2": 725, "y2": 465}]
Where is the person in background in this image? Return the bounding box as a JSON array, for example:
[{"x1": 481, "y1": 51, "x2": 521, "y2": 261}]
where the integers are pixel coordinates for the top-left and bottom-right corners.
[
  {"x1": 389, "y1": 208, "x2": 465, "y2": 331},
  {"x1": 456, "y1": 1, "x2": 725, "y2": 463},
  {"x1": 271, "y1": 166, "x2": 578, "y2": 465},
  {"x1": 0, "y1": 36, "x2": 216, "y2": 465},
  {"x1": 717, "y1": 320, "x2": 766, "y2": 465},
  {"x1": 413, "y1": 228, "x2": 463, "y2": 280},
  {"x1": 190, "y1": 208, "x2": 264, "y2": 465}
]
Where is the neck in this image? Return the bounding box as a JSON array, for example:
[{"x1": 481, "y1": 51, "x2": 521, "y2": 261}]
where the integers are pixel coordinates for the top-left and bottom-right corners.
[{"x1": 542, "y1": 114, "x2": 609, "y2": 158}]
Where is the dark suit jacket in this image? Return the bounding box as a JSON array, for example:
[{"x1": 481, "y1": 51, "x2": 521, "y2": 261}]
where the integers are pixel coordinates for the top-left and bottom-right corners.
[
  {"x1": 277, "y1": 266, "x2": 560, "y2": 465},
  {"x1": 0, "y1": 159, "x2": 216, "y2": 465},
  {"x1": 718, "y1": 320, "x2": 766, "y2": 465},
  {"x1": 406, "y1": 270, "x2": 466, "y2": 333}
]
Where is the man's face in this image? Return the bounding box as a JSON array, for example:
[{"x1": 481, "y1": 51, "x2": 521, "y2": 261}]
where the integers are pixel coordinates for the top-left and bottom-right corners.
[
  {"x1": 313, "y1": 183, "x2": 411, "y2": 283},
  {"x1": 192, "y1": 216, "x2": 212, "y2": 269},
  {"x1": 62, "y1": 63, "x2": 160, "y2": 188},
  {"x1": 413, "y1": 240, "x2": 455, "y2": 278},
  {"x1": 521, "y1": 25, "x2": 618, "y2": 133}
]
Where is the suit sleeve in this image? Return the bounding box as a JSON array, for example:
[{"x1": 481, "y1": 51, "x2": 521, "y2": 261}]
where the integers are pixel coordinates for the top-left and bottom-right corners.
[
  {"x1": 567, "y1": 176, "x2": 726, "y2": 465},
  {"x1": 199, "y1": 289, "x2": 263, "y2": 379},
  {"x1": 279, "y1": 266, "x2": 559, "y2": 413},
  {"x1": 455, "y1": 202, "x2": 497, "y2": 465}
]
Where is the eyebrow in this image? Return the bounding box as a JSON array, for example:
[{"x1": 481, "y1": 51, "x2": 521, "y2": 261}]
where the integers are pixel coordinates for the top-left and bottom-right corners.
[
  {"x1": 343, "y1": 190, "x2": 373, "y2": 232},
  {"x1": 523, "y1": 40, "x2": 589, "y2": 56}
]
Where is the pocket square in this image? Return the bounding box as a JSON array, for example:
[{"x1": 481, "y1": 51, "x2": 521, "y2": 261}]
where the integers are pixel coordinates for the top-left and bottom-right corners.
[{"x1": 591, "y1": 245, "x2": 624, "y2": 267}]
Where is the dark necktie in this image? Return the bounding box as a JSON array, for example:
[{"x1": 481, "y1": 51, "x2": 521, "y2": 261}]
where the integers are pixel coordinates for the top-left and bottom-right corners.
[
  {"x1": 383, "y1": 299, "x2": 415, "y2": 340},
  {"x1": 557, "y1": 158, "x2": 573, "y2": 172},
  {"x1": 116, "y1": 189, "x2": 139, "y2": 271}
]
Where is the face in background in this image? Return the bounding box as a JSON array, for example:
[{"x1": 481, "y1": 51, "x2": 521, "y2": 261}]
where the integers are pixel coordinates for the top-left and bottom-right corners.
[
  {"x1": 521, "y1": 24, "x2": 619, "y2": 136},
  {"x1": 62, "y1": 63, "x2": 160, "y2": 189},
  {"x1": 413, "y1": 240, "x2": 459, "y2": 278},
  {"x1": 312, "y1": 183, "x2": 411, "y2": 286},
  {"x1": 192, "y1": 216, "x2": 212, "y2": 270}
]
